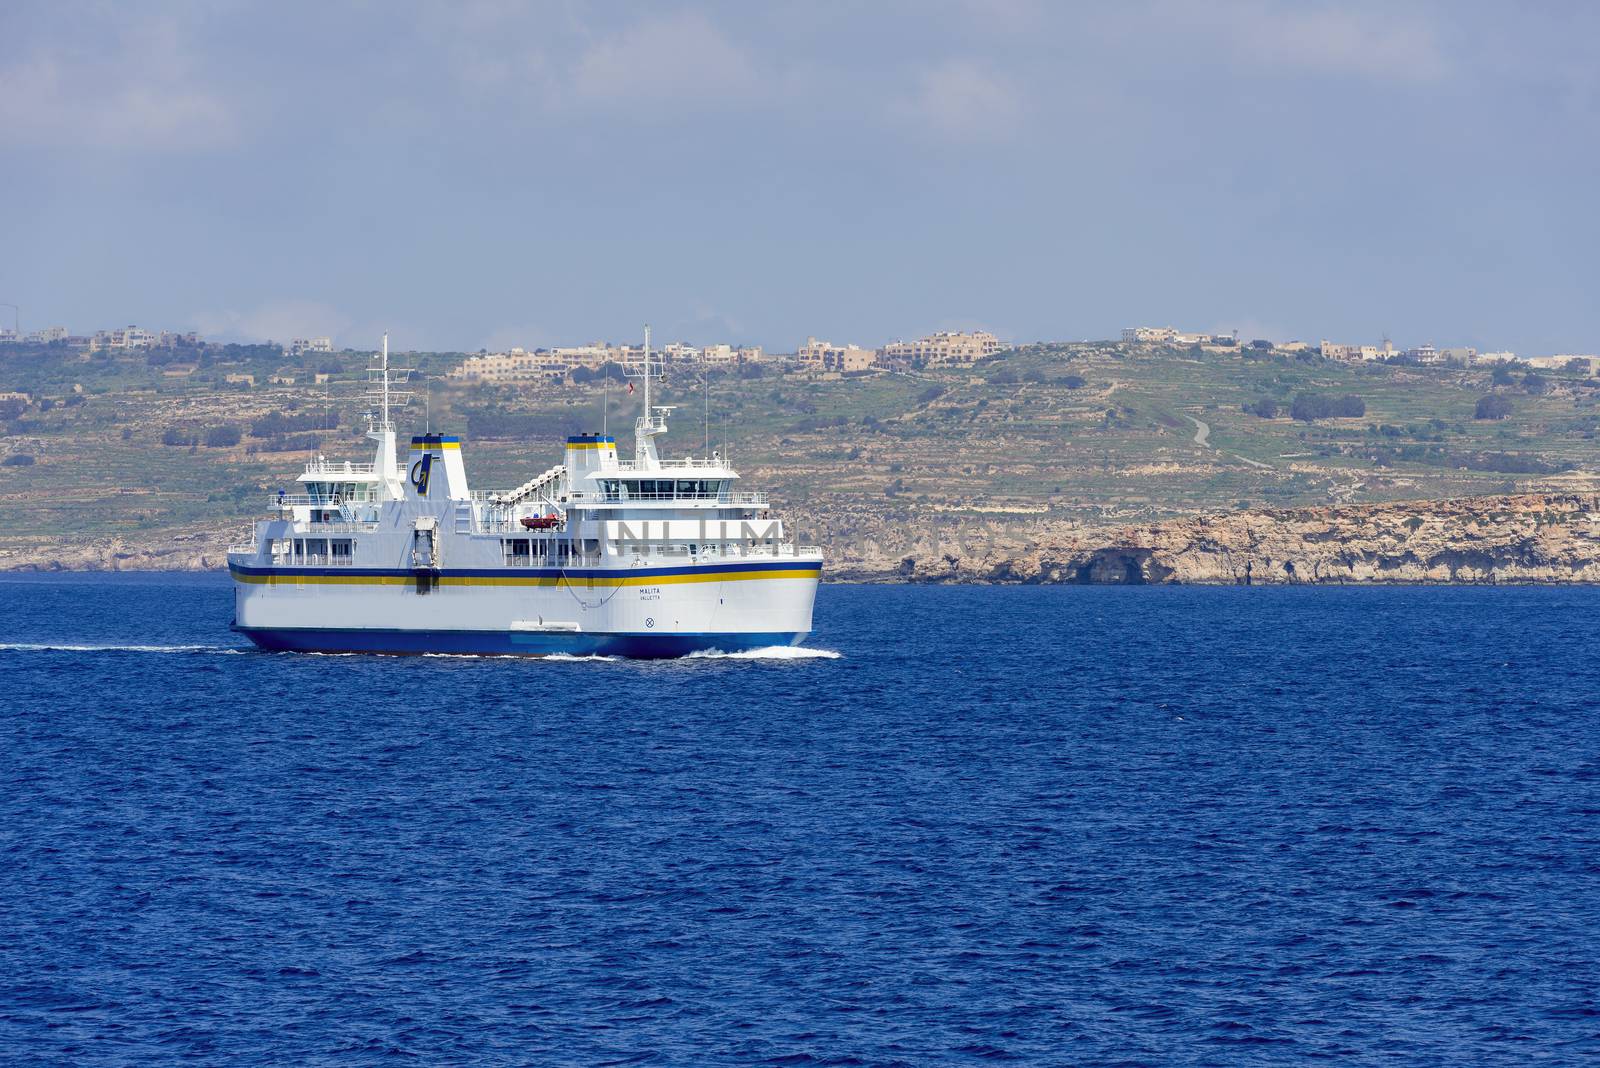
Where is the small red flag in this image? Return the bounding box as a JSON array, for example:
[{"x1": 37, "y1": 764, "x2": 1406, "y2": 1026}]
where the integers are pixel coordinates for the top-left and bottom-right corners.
[{"x1": 627, "y1": 381, "x2": 635, "y2": 394}]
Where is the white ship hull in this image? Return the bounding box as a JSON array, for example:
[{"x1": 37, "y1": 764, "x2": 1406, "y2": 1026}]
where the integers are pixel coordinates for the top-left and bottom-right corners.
[
  {"x1": 231, "y1": 557, "x2": 820, "y2": 656},
  {"x1": 228, "y1": 332, "x2": 821, "y2": 658}
]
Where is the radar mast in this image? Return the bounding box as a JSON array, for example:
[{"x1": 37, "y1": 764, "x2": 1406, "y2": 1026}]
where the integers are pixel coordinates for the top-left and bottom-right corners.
[
  {"x1": 626, "y1": 324, "x2": 672, "y2": 469},
  {"x1": 365, "y1": 332, "x2": 412, "y2": 499}
]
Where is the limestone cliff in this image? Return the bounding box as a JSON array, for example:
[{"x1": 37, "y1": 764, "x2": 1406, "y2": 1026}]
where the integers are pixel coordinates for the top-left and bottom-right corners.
[{"x1": 830, "y1": 494, "x2": 1600, "y2": 584}]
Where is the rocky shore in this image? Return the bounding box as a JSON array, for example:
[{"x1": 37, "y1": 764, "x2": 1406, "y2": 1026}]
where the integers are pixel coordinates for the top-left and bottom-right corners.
[
  {"x1": 7, "y1": 493, "x2": 1600, "y2": 585},
  {"x1": 834, "y1": 492, "x2": 1600, "y2": 584}
]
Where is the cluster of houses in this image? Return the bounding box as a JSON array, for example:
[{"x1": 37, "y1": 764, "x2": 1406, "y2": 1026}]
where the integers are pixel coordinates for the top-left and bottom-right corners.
[
  {"x1": 1316, "y1": 340, "x2": 1598, "y2": 374},
  {"x1": 0, "y1": 324, "x2": 334, "y2": 359},
  {"x1": 447, "y1": 330, "x2": 1006, "y2": 384},
  {"x1": 1123, "y1": 325, "x2": 1598, "y2": 375}
]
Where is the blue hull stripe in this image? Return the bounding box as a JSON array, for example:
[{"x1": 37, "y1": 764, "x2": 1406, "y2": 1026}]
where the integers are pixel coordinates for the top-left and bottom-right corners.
[{"x1": 233, "y1": 626, "x2": 806, "y2": 658}]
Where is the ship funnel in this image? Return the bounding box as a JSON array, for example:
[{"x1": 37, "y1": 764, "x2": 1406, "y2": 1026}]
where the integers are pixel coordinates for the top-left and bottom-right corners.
[
  {"x1": 565, "y1": 434, "x2": 618, "y2": 480},
  {"x1": 406, "y1": 434, "x2": 471, "y2": 501}
]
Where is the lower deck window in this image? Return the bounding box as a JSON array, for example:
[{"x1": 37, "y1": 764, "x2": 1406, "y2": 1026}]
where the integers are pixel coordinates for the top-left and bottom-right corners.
[
  {"x1": 288, "y1": 537, "x2": 353, "y2": 566},
  {"x1": 503, "y1": 538, "x2": 531, "y2": 566},
  {"x1": 504, "y1": 538, "x2": 566, "y2": 566}
]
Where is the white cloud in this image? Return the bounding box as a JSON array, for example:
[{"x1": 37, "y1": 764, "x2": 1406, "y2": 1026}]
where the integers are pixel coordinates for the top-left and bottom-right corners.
[
  {"x1": 427, "y1": 7, "x2": 766, "y2": 122},
  {"x1": 892, "y1": 59, "x2": 1022, "y2": 142},
  {"x1": 0, "y1": 17, "x2": 236, "y2": 150},
  {"x1": 570, "y1": 11, "x2": 760, "y2": 112},
  {"x1": 1166, "y1": 2, "x2": 1452, "y2": 85}
]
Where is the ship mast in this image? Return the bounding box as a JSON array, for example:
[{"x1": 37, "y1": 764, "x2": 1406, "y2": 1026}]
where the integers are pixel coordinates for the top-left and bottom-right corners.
[
  {"x1": 366, "y1": 332, "x2": 412, "y2": 499},
  {"x1": 627, "y1": 324, "x2": 671, "y2": 469}
]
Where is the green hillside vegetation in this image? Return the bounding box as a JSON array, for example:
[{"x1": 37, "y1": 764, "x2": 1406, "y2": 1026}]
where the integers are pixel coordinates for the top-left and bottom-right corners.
[{"x1": 2, "y1": 339, "x2": 1598, "y2": 562}]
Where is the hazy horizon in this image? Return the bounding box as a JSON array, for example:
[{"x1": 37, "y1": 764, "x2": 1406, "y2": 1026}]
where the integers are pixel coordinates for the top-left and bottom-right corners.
[{"x1": 5, "y1": 1, "x2": 1599, "y2": 355}]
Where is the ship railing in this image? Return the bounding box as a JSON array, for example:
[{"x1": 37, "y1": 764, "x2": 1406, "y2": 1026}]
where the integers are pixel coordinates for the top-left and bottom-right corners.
[
  {"x1": 567, "y1": 490, "x2": 769, "y2": 505},
  {"x1": 304, "y1": 521, "x2": 381, "y2": 534},
  {"x1": 227, "y1": 523, "x2": 258, "y2": 554},
  {"x1": 269, "y1": 493, "x2": 377, "y2": 507},
  {"x1": 288, "y1": 553, "x2": 358, "y2": 567},
  {"x1": 479, "y1": 520, "x2": 566, "y2": 536},
  {"x1": 614, "y1": 458, "x2": 728, "y2": 472},
  {"x1": 612, "y1": 542, "x2": 820, "y2": 561},
  {"x1": 302, "y1": 459, "x2": 378, "y2": 476}
]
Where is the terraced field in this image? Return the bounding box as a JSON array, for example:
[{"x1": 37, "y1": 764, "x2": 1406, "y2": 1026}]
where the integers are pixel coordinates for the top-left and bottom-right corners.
[{"x1": 2, "y1": 341, "x2": 1598, "y2": 567}]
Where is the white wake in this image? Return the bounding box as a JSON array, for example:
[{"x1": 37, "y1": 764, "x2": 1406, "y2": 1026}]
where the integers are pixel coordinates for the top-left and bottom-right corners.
[
  {"x1": 541, "y1": 646, "x2": 841, "y2": 662},
  {"x1": 682, "y1": 646, "x2": 842, "y2": 660},
  {"x1": 0, "y1": 642, "x2": 246, "y2": 654}
]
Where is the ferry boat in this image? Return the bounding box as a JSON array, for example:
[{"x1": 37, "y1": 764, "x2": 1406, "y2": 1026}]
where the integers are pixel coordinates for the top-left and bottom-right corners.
[{"x1": 227, "y1": 332, "x2": 821, "y2": 656}]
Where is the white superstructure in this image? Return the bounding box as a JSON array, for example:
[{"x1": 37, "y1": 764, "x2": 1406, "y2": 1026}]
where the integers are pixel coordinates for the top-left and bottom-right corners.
[{"x1": 228, "y1": 332, "x2": 821, "y2": 656}]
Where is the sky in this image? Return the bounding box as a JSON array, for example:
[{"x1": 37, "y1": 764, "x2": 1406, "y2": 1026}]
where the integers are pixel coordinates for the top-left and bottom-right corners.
[{"x1": 3, "y1": 1, "x2": 1599, "y2": 354}]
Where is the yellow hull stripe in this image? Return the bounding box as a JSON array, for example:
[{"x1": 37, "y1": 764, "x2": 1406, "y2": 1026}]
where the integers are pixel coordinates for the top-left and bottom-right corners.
[{"x1": 232, "y1": 568, "x2": 818, "y2": 588}]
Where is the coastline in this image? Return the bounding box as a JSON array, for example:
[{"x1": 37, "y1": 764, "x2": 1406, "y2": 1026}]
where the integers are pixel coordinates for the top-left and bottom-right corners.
[{"x1": 7, "y1": 492, "x2": 1600, "y2": 586}]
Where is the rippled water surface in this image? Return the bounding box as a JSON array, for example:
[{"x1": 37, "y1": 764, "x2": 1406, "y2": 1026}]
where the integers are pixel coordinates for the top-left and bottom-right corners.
[{"x1": 1, "y1": 574, "x2": 1597, "y2": 1064}]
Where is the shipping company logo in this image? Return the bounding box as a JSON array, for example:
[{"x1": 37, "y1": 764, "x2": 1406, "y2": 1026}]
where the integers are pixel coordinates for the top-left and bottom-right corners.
[{"x1": 409, "y1": 452, "x2": 432, "y2": 496}]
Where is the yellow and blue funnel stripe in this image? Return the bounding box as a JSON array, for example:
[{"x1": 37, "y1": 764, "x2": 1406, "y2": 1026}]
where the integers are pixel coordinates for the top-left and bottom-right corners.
[{"x1": 410, "y1": 434, "x2": 461, "y2": 451}]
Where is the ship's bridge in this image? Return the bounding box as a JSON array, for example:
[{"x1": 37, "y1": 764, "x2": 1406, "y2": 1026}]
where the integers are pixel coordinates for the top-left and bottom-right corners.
[
  {"x1": 563, "y1": 447, "x2": 766, "y2": 508},
  {"x1": 291, "y1": 456, "x2": 381, "y2": 503},
  {"x1": 567, "y1": 472, "x2": 766, "y2": 508},
  {"x1": 265, "y1": 455, "x2": 386, "y2": 524}
]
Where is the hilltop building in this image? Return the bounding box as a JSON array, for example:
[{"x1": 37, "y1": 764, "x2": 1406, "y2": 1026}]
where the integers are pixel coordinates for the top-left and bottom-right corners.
[
  {"x1": 1527, "y1": 354, "x2": 1600, "y2": 374},
  {"x1": 287, "y1": 337, "x2": 334, "y2": 357},
  {"x1": 0, "y1": 328, "x2": 71, "y2": 345},
  {"x1": 1321, "y1": 339, "x2": 1399, "y2": 361},
  {"x1": 1125, "y1": 327, "x2": 1236, "y2": 347},
  {"x1": 447, "y1": 337, "x2": 768, "y2": 383},
  {"x1": 879, "y1": 330, "x2": 1002, "y2": 366},
  {"x1": 82, "y1": 326, "x2": 199, "y2": 353},
  {"x1": 448, "y1": 348, "x2": 574, "y2": 382},
  {"x1": 89, "y1": 326, "x2": 159, "y2": 352},
  {"x1": 797, "y1": 337, "x2": 877, "y2": 372}
]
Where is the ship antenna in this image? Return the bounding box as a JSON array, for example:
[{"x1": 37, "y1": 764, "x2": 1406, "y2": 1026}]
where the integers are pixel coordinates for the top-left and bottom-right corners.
[
  {"x1": 626, "y1": 323, "x2": 669, "y2": 467},
  {"x1": 381, "y1": 332, "x2": 390, "y2": 432}
]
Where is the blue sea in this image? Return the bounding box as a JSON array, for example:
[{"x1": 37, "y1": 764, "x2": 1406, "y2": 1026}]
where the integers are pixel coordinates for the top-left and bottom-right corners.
[{"x1": 0, "y1": 575, "x2": 1596, "y2": 1065}]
